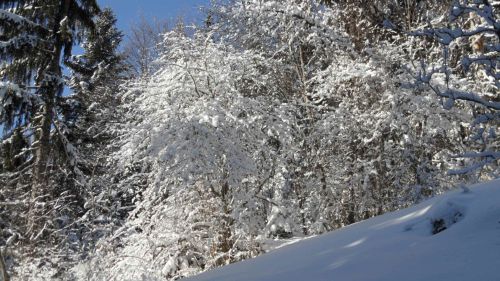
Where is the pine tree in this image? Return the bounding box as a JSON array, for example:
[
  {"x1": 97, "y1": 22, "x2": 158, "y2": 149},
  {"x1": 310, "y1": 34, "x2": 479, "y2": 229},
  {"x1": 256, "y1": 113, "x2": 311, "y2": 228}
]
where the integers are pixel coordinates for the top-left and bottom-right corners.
[
  {"x1": 0, "y1": 0, "x2": 100, "y2": 249},
  {"x1": 64, "y1": 8, "x2": 129, "y2": 240},
  {"x1": 66, "y1": 7, "x2": 125, "y2": 168}
]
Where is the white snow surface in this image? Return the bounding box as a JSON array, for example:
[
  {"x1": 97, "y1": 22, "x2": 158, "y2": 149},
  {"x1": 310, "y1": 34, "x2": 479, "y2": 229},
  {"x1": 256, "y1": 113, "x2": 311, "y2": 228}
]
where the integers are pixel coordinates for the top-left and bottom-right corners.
[{"x1": 186, "y1": 179, "x2": 500, "y2": 281}]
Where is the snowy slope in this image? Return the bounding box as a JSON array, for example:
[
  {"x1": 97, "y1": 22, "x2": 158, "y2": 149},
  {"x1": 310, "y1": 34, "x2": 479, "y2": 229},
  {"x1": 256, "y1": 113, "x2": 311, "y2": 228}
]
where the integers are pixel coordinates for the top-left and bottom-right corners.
[{"x1": 185, "y1": 179, "x2": 500, "y2": 281}]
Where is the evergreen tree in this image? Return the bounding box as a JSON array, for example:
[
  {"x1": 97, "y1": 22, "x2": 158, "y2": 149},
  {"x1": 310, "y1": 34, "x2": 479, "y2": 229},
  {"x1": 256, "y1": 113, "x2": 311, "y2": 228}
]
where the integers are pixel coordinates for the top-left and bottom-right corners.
[
  {"x1": 0, "y1": 0, "x2": 101, "y2": 275},
  {"x1": 66, "y1": 7, "x2": 125, "y2": 173},
  {"x1": 1, "y1": 0, "x2": 100, "y2": 234},
  {"x1": 65, "y1": 8, "x2": 129, "y2": 245}
]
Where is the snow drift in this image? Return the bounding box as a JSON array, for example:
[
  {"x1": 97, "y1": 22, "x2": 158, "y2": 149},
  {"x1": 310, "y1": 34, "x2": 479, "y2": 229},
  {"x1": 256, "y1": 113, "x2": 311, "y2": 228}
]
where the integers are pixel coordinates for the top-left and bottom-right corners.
[{"x1": 185, "y1": 179, "x2": 500, "y2": 281}]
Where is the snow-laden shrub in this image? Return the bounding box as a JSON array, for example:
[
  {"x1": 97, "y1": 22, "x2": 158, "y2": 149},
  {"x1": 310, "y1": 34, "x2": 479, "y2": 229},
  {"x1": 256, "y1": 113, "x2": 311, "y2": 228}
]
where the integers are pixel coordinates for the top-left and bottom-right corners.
[{"x1": 75, "y1": 30, "x2": 302, "y2": 280}]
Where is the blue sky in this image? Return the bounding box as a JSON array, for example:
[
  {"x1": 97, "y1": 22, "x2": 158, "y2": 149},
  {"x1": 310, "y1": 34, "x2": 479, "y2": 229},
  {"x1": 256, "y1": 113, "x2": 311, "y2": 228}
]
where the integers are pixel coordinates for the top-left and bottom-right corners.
[{"x1": 98, "y1": 0, "x2": 210, "y2": 34}]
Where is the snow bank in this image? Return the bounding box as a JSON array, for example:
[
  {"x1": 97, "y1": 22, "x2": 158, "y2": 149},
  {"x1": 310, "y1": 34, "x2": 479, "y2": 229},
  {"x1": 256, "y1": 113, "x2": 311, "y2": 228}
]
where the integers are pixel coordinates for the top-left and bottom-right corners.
[{"x1": 185, "y1": 179, "x2": 500, "y2": 281}]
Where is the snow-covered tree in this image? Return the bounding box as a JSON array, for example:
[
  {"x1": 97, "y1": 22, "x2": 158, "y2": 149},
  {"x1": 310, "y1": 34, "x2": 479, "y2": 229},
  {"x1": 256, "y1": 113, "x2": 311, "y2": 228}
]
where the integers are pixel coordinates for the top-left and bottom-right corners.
[
  {"x1": 65, "y1": 7, "x2": 125, "y2": 181},
  {"x1": 207, "y1": 0, "x2": 464, "y2": 228},
  {"x1": 408, "y1": 0, "x2": 499, "y2": 179},
  {"x1": 78, "y1": 29, "x2": 299, "y2": 280},
  {"x1": 68, "y1": 1, "x2": 494, "y2": 280},
  {"x1": 0, "y1": 0, "x2": 107, "y2": 278},
  {"x1": 62, "y1": 8, "x2": 129, "y2": 258},
  {"x1": 1, "y1": 0, "x2": 100, "y2": 237},
  {"x1": 323, "y1": 0, "x2": 451, "y2": 51}
]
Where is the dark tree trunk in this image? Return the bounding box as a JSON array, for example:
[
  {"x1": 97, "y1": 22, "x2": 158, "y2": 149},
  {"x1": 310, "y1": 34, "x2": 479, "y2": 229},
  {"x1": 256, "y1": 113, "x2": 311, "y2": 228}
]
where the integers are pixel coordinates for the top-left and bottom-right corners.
[
  {"x1": 30, "y1": 0, "x2": 70, "y2": 237},
  {"x1": 0, "y1": 249, "x2": 9, "y2": 281}
]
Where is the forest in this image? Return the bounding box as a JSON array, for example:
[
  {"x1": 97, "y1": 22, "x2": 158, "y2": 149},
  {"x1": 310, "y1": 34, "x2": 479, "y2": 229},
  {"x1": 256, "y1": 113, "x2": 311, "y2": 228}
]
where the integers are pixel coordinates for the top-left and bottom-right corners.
[{"x1": 0, "y1": 0, "x2": 498, "y2": 280}]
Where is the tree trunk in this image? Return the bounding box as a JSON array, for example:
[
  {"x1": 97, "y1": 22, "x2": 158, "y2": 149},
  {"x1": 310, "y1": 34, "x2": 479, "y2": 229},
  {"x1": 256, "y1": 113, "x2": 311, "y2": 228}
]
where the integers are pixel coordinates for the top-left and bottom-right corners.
[
  {"x1": 29, "y1": 0, "x2": 70, "y2": 238},
  {"x1": 29, "y1": 95, "x2": 54, "y2": 237},
  {"x1": 0, "y1": 249, "x2": 9, "y2": 281},
  {"x1": 33, "y1": 100, "x2": 53, "y2": 187},
  {"x1": 33, "y1": 0, "x2": 69, "y2": 188}
]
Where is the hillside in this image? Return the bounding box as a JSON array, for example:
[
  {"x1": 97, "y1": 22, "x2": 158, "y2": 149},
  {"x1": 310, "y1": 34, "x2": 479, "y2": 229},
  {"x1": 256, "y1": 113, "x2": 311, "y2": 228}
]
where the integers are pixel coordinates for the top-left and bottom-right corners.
[
  {"x1": 1, "y1": 1, "x2": 499, "y2": 280},
  {"x1": 186, "y1": 179, "x2": 500, "y2": 281}
]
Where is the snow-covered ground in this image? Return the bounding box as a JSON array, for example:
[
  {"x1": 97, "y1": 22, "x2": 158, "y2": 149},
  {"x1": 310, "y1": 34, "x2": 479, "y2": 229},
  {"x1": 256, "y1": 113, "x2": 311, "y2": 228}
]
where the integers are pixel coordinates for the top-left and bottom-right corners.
[{"x1": 186, "y1": 179, "x2": 500, "y2": 281}]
